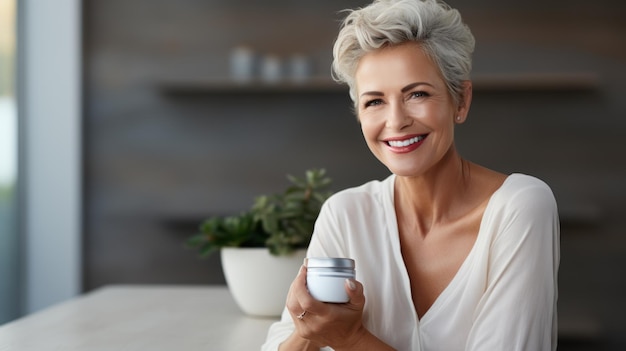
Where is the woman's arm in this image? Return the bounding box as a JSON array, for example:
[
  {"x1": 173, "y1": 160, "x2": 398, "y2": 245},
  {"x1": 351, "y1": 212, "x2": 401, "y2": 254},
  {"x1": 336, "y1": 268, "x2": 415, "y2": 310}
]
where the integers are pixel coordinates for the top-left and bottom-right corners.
[
  {"x1": 332, "y1": 328, "x2": 397, "y2": 351},
  {"x1": 278, "y1": 322, "x2": 395, "y2": 351},
  {"x1": 278, "y1": 333, "x2": 322, "y2": 351}
]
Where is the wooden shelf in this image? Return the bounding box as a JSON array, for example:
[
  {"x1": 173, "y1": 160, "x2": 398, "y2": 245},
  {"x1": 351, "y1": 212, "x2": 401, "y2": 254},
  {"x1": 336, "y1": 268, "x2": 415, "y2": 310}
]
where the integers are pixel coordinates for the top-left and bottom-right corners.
[
  {"x1": 159, "y1": 77, "x2": 346, "y2": 96},
  {"x1": 158, "y1": 72, "x2": 600, "y2": 96},
  {"x1": 471, "y1": 72, "x2": 600, "y2": 92}
]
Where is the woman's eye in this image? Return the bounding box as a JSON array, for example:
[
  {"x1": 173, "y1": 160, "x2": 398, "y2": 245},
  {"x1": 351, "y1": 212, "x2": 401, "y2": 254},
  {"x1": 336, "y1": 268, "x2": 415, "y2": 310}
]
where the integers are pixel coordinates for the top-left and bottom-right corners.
[
  {"x1": 410, "y1": 91, "x2": 429, "y2": 98},
  {"x1": 363, "y1": 99, "x2": 383, "y2": 108}
]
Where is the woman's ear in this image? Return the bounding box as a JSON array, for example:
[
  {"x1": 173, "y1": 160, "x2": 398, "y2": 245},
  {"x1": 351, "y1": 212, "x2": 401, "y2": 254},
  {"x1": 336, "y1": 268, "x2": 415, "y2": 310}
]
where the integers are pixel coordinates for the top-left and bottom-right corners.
[{"x1": 455, "y1": 81, "x2": 473, "y2": 123}]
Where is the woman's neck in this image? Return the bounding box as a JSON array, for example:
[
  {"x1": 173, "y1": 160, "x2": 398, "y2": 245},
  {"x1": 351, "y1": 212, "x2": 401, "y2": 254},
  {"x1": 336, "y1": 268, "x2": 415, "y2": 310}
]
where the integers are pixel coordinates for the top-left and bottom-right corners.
[{"x1": 394, "y1": 147, "x2": 473, "y2": 233}]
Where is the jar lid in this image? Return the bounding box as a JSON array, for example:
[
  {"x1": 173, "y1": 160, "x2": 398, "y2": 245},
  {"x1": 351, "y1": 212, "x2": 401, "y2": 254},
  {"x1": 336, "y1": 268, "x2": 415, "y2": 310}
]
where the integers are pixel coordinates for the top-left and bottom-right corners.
[{"x1": 306, "y1": 257, "x2": 355, "y2": 269}]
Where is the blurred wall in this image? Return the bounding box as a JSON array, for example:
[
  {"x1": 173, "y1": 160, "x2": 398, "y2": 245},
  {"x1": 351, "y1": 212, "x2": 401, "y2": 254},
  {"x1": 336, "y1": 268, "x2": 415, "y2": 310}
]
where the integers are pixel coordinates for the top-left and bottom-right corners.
[{"x1": 82, "y1": 0, "x2": 626, "y2": 349}]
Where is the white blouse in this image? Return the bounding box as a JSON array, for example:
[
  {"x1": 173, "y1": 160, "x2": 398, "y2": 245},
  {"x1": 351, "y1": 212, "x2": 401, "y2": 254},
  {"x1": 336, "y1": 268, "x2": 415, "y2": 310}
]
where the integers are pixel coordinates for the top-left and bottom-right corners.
[{"x1": 262, "y1": 173, "x2": 560, "y2": 351}]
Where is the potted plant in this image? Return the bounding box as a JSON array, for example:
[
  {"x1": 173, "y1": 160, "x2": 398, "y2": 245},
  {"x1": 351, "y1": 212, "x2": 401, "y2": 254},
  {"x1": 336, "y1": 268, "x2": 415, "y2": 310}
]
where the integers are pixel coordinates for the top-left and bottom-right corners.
[{"x1": 186, "y1": 168, "x2": 333, "y2": 317}]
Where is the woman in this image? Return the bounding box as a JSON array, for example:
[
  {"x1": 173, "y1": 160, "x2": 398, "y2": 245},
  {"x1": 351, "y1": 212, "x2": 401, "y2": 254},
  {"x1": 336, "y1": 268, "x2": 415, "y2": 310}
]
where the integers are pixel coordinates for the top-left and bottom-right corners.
[{"x1": 263, "y1": 0, "x2": 559, "y2": 350}]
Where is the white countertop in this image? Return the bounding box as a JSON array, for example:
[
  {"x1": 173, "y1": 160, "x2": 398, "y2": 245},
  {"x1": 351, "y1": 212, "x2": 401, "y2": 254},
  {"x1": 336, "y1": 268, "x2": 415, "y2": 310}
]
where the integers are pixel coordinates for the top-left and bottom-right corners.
[{"x1": 0, "y1": 285, "x2": 279, "y2": 350}]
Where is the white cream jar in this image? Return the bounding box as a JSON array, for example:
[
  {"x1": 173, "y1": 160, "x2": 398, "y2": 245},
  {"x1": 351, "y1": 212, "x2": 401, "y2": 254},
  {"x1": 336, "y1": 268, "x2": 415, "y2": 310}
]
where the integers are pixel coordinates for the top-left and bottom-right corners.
[{"x1": 305, "y1": 257, "x2": 355, "y2": 303}]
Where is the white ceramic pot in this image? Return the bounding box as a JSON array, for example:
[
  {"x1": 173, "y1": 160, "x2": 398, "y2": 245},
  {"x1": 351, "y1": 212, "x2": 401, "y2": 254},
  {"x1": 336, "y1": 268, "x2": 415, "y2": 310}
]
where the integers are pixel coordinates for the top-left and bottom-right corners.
[{"x1": 221, "y1": 247, "x2": 307, "y2": 317}]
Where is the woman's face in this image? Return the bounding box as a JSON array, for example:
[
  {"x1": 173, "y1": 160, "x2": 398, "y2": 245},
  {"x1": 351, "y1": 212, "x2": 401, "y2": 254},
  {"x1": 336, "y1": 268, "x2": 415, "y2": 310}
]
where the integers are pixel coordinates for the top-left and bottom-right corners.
[{"x1": 354, "y1": 42, "x2": 469, "y2": 177}]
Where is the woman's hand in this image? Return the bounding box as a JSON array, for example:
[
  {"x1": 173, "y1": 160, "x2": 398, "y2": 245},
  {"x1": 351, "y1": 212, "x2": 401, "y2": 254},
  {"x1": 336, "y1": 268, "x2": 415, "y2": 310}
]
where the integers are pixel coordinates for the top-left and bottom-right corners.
[{"x1": 285, "y1": 265, "x2": 367, "y2": 349}]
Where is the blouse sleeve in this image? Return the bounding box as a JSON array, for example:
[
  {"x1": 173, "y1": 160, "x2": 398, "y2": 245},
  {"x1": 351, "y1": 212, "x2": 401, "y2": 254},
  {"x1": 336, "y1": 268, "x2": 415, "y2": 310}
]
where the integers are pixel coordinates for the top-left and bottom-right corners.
[{"x1": 466, "y1": 179, "x2": 560, "y2": 351}]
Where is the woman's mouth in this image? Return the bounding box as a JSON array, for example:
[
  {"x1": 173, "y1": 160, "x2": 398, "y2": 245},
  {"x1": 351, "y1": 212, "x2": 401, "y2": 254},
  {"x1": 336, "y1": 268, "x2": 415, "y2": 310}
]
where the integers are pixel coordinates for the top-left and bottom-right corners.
[{"x1": 384, "y1": 134, "x2": 427, "y2": 153}]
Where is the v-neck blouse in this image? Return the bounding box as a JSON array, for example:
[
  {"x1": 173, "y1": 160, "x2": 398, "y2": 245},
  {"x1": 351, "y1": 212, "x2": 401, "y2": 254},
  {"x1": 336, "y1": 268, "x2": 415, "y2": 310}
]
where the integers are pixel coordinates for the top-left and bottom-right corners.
[{"x1": 262, "y1": 173, "x2": 559, "y2": 351}]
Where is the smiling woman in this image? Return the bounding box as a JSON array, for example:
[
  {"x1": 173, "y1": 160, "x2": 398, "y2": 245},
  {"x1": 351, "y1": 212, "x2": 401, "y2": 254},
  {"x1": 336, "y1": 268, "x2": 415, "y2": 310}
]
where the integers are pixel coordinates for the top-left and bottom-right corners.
[
  {"x1": 263, "y1": 1, "x2": 559, "y2": 350},
  {"x1": 0, "y1": 0, "x2": 19, "y2": 325}
]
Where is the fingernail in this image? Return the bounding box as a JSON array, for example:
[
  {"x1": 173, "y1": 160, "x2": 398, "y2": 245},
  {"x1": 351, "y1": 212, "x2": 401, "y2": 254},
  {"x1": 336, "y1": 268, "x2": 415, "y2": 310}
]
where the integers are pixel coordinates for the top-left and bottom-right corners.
[{"x1": 346, "y1": 279, "x2": 356, "y2": 291}]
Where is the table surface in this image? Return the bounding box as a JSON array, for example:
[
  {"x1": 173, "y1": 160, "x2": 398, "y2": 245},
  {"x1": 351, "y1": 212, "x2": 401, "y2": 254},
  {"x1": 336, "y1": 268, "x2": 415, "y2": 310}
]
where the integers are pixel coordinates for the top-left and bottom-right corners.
[{"x1": 0, "y1": 285, "x2": 279, "y2": 350}]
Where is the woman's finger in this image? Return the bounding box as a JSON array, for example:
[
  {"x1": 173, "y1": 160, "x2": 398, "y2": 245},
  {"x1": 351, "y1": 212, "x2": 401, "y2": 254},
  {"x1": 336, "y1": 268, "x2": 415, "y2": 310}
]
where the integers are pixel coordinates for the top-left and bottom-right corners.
[{"x1": 344, "y1": 278, "x2": 365, "y2": 310}]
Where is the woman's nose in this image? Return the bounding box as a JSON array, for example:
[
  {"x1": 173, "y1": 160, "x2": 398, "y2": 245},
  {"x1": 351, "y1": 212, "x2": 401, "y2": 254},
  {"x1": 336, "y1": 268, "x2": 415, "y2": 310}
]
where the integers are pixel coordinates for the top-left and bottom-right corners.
[{"x1": 385, "y1": 103, "x2": 413, "y2": 130}]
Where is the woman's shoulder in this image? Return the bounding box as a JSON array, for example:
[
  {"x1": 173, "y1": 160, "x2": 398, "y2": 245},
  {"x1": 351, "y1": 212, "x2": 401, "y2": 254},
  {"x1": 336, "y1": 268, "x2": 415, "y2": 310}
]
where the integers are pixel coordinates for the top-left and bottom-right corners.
[
  {"x1": 325, "y1": 174, "x2": 395, "y2": 208},
  {"x1": 498, "y1": 173, "x2": 555, "y2": 197},
  {"x1": 490, "y1": 173, "x2": 558, "y2": 216}
]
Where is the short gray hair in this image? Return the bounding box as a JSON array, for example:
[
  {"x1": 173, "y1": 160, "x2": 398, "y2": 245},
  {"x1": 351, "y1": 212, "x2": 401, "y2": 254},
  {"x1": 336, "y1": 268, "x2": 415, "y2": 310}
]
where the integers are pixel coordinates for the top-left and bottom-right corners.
[{"x1": 332, "y1": 0, "x2": 475, "y2": 107}]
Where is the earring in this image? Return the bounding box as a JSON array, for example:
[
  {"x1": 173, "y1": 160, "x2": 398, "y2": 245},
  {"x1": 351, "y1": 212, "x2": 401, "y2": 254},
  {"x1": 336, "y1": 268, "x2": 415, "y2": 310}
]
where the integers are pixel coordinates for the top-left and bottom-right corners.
[{"x1": 456, "y1": 116, "x2": 462, "y2": 122}]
